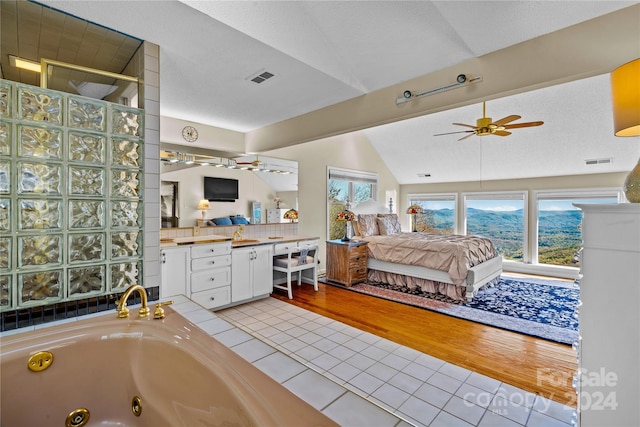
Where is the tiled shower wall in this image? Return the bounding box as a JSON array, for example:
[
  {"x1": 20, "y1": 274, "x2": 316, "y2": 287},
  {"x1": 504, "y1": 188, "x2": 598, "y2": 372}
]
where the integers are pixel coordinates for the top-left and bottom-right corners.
[
  {"x1": 0, "y1": 42, "x2": 160, "y2": 320},
  {"x1": 136, "y1": 42, "x2": 161, "y2": 291}
]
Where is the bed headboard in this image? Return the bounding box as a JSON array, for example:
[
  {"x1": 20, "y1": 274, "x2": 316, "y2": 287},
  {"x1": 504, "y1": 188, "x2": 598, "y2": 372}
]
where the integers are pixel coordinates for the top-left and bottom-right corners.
[{"x1": 352, "y1": 199, "x2": 390, "y2": 215}]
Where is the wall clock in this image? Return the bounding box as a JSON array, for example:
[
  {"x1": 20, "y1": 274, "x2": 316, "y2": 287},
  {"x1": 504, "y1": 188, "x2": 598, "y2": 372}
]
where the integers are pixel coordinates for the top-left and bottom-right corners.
[{"x1": 182, "y1": 126, "x2": 198, "y2": 142}]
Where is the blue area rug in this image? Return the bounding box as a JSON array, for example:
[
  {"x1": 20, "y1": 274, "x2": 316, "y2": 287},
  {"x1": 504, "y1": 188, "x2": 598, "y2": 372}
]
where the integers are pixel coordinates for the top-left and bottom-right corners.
[{"x1": 341, "y1": 275, "x2": 580, "y2": 345}]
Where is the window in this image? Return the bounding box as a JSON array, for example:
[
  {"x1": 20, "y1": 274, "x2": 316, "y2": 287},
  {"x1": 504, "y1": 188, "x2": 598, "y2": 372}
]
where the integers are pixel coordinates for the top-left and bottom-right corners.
[
  {"x1": 464, "y1": 192, "x2": 527, "y2": 261},
  {"x1": 534, "y1": 190, "x2": 621, "y2": 267},
  {"x1": 327, "y1": 167, "x2": 377, "y2": 240},
  {"x1": 408, "y1": 194, "x2": 457, "y2": 234}
]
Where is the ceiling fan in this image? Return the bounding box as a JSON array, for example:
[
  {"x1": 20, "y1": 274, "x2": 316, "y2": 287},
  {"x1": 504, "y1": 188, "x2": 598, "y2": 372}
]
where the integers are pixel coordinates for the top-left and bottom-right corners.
[
  {"x1": 236, "y1": 156, "x2": 263, "y2": 167},
  {"x1": 434, "y1": 102, "x2": 543, "y2": 141}
]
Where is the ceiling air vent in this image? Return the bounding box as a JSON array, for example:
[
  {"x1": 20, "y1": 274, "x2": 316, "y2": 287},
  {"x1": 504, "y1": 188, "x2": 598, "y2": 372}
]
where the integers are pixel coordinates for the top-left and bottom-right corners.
[
  {"x1": 247, "y1": 70, "x2": 275, "y2": 85},
  {"x1": 585, "y1": 158, "x2": 612, "y2": 165},
  {"x1": 417, "y1": 173, "x2": 432, "y2": 178}
]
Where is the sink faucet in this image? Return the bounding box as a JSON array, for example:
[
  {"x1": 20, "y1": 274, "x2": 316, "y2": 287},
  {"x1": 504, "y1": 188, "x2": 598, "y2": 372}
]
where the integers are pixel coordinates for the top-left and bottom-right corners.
[
  {"x1": 233, "y1": 225, "x2": 245, "y2": 241},
  {"x1": 116, "y1": 284, "x2": 150, "y2": 318}
]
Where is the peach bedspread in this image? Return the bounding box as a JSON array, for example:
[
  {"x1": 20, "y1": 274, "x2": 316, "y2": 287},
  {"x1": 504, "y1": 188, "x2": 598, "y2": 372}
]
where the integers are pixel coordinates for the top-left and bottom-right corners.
[{"x1": 357, "y1": 232, "x2": 498, "y2": 287}]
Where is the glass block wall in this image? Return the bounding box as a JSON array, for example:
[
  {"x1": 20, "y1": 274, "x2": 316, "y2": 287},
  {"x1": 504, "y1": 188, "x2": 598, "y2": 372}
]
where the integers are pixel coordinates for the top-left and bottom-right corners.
[{"x1": 0, "y1": 79, "x2": 145, "y2": 311}]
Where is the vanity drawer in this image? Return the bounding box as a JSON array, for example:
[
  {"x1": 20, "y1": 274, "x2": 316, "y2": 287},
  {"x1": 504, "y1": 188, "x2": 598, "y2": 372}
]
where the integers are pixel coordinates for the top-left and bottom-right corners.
[
  {"x1": 297, "y1": 239, "x2": 319, "y2": 249},
  {"x1": 191, "y1": 268, "x2": 231, "y2": 293},
  {"x1": 191, "y1": 254, "x2": 231, "y2": 271},
  {"x1": 191, "y1": 287, "x2": 231, "y2": 310},
  {"x1": 191, "y1": 242, "x2": 231, "y2": 259},
  {"x1": 274, "y1": 239, "x2": 319, "y2": 255},
  {"x1": 273, "y1": 242, "x2": 296, "y2": 255}
]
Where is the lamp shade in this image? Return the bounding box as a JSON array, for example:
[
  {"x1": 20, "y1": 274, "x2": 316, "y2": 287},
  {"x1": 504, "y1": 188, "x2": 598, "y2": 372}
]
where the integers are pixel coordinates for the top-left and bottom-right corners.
[
  {"x1": 283, "y1": 208, "x2": 298, "y2": 221},
  {"x1": 335, "y1": 209, "x2": 355, "y2": 222},
  {"x1": 611, "y1": 58, "x2": 640, "y2": 137},
  {"x1": 197, "y1": 199, "x2": 210, "y2": 210},
  {"x1": 406, "y1": 204, "x2": 423, "y2": 215}
]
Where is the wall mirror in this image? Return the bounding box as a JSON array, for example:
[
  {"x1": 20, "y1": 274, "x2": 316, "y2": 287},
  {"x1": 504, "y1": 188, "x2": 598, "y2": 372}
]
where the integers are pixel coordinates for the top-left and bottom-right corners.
[{"x1": 160, "y1": 153, "x2": 298, "y2": 228}]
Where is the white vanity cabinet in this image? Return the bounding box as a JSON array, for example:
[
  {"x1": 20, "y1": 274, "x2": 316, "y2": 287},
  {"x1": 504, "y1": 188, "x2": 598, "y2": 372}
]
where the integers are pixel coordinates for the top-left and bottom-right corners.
[
  {"x1": 576, "y1": 204, "x2": 640, "y2": 427},
  {"x1": 231, "y1": 245, "x2": 273, "y2": 302},
  {"x1": 189, "y1": 242, "x2": 232, "y2": 309},
  {"x1": 160, "y1": 246, "x2": 189, "y2": 298}
]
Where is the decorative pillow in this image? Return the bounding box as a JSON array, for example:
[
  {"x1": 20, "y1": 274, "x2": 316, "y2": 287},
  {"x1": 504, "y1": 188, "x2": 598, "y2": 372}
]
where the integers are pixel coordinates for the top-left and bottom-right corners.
[
  {"x1": 377, "y1": 215, "x2": 401, "y2": 235},
  {"x1": 230, "y1": 216, "x2": 249, "y2": 225},
  {"x1": 356, "y1": 214, "x2": 379, "y2": 237},
  {"x1": 212, "y1": 217, "x2": 232, "y2": 226},
  {"x1": 352, "y1": 220, "x2": 361, "y2": 237}
]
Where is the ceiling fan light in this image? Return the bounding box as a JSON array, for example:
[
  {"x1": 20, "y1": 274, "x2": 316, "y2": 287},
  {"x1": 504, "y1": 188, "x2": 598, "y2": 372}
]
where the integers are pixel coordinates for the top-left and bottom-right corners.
[{"x1": 611, "y1": 58, "x2": 640, "y2": 137}]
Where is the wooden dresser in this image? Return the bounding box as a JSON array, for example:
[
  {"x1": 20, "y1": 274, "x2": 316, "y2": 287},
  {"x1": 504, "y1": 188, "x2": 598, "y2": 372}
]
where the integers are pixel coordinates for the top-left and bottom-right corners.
[{"x1": 326, "y1": 240, "x2": 368, "y2": 286}]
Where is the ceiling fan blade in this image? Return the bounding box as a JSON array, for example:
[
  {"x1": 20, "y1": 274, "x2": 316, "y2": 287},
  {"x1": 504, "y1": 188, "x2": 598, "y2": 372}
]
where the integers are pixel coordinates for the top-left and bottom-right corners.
[
  {"x1": 493, "y1": 130, "x2": 512, "y2": 137},
  {"x1": 503, "y1": 121, "x2": 544, "y2": 129},
  {"x1": 433, "y1": 130, "x2": 475, "y2": 136},
  {"x1": 492, "y1": 115, "x2": 521, "y2": 126},
  {"x1": 452, "y1": 122, "x2": 477, "y2": 129},
  {"x1": 458, "y1": 132, "x2": 476, "y2": 141}
]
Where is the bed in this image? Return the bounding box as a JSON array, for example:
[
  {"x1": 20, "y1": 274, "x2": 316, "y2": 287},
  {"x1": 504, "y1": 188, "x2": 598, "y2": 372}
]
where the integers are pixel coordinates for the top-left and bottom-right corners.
[{"x1": 352, "y1": 210, "x2": 502, "y2": 302}]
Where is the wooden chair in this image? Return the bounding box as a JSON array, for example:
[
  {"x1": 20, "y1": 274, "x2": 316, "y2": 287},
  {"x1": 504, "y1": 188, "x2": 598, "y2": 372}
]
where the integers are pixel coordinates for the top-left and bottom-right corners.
[{"x1": 273, "y1": 243, "x2": 318, "y2": 299}]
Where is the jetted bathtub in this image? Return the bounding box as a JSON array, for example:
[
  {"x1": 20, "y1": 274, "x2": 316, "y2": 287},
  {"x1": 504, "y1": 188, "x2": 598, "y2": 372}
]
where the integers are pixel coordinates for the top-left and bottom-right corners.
[{"x1": 0, "y1": 304, "x2": 339, "y2": 427}]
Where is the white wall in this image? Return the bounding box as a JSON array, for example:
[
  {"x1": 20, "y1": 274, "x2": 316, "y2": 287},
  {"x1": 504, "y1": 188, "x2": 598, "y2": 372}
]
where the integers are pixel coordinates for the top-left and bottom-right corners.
[{"x1": 265, "y1": 130, "x2": 400, "y2": 270}]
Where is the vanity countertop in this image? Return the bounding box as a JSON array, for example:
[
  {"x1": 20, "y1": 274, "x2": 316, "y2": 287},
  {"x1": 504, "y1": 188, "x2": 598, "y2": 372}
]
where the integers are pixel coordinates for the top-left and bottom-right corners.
[
  {"x1": 229, "y1": 235, "x2": 319, "y2": 248},
  {"x1": 160, "y1": 234, "x2": 318, "y2": 248},
  {"x1": 160, "y1": 234, "x2": 230, "y2": 247}
]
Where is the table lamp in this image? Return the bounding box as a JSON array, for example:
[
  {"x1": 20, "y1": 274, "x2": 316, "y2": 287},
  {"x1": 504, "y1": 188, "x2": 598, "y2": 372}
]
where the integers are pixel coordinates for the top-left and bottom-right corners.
[
  {"x1": 197, "y1": 199, "x2": 210, "y2": 220},
  {"x1": 336, "y1": 209, "x2": 356, "y2": 241},
  {"x1": 283, "y1": 208, "x2": 298, "y2": 223},
  {"x1": 406, "y1": 204, "x2": 423, "y2": 232}
]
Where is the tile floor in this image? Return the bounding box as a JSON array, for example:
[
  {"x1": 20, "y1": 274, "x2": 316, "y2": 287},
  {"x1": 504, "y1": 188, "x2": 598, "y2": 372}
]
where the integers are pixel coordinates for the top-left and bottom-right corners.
[{"x1": 208, "y1": 296, "x2": 578, "y2": 427}]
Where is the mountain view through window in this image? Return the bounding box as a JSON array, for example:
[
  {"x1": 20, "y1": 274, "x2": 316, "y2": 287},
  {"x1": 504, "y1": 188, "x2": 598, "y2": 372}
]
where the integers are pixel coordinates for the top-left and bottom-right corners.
[{"x1": 412, "y1": 195, "x2": 618, "y2": 267}]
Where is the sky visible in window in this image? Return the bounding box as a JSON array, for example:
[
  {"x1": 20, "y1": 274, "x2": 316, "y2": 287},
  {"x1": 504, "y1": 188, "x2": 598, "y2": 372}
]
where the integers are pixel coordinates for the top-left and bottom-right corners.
[
  {"x1": 466, "y1": 200, "x2": 523, "y2": 211},
  {"x1": 538, "y1": 198, "x2": 617, "y2": 211},
  {"x1": 421, "y1": 197, "x2": 617, "y2": 211}
]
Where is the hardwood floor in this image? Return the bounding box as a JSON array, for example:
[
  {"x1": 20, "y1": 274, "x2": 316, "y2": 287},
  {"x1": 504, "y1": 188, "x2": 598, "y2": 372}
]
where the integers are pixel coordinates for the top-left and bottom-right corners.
[{"x1": 271, "y1": 280, "x2": 578, "y2": 407}]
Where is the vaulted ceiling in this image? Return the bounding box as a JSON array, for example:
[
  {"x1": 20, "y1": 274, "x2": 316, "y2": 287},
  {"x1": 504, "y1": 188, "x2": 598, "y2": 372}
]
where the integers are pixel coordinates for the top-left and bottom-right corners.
[{"x1": 2, "y1": 0, "x2": 639, "y2": 184}]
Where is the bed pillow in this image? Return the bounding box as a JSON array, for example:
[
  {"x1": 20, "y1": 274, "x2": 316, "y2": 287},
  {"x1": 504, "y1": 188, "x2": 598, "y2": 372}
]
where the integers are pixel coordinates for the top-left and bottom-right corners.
[
  {"x1": 352, "y1": 220, "x2": 361, "y2": 236},
  {"x1": 212, "y1": 217, "x2": 232, "y2": 226},
  {"x1": 377, "y1": 214, "x2": 401, "y2": 235},
  {"x1": 230, "y1": 216, "x2": 249, "y2": 225},
  {"x1": 356, "y1": 214, "x2": 379, "y2": 237}
]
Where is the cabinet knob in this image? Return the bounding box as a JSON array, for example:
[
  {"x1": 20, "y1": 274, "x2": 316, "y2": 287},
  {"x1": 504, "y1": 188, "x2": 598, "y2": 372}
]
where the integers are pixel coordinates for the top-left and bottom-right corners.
[
  {"x1": 210, "y1": 249, "x2": 215, "y2": 253},
  {"x1": 210, "y1": 277, "x2": 215, "y2": 281},
  {"x1": 210, "y1": 260, "x2": 215, "y2": 264},
  {"x1": 210, "y1": 296, "x2": 215, "y2": 301}
]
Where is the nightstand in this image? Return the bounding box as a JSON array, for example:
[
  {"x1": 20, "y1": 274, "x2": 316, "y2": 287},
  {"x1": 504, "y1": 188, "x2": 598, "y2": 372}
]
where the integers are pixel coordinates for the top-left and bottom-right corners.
[{"x1": 326, "y1": 240, "x2": 368, "y2": 286}]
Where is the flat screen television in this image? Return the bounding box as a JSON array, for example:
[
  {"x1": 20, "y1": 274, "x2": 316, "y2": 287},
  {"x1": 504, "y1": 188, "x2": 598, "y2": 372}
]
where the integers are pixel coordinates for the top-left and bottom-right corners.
[{"x1": 204, "y1": 176, "x2": 238, "y2": 202}]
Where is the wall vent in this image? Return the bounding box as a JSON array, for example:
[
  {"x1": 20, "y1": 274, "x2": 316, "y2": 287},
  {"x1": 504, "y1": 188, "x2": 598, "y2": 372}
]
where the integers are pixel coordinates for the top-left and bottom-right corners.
[
  {"x1": 585, "y1": 158, "x2": 612, "y2": 165},
  {"x1": 246, "y1": 70, "x2": 275, "y2": 84},
  {"x1": 417, "y1": 173, "x2": 432, "y2": 178}
]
